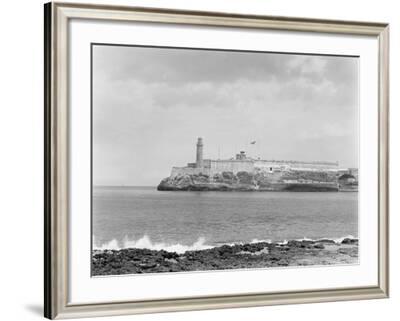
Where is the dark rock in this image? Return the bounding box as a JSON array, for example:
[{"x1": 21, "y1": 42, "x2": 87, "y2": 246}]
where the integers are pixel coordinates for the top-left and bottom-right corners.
[
  {"x1": 341, "y1": 238, "x2": 358, "y2": 245},
  {"x1": 287, "y1": 240, "x2": 302, "y2": 247},
  {"x1": 213, "y1": 173, "x2": 223, "y2": 181},
  {"x1": 161, "y1": 250, "x2": 179, "y2": 259},
  {"x1": 287, "y1": 240, "x2": 314, "y2": 248},
  {"x1": 277, "y1": 260, "x2": 289, "y2": 266},
  {"x1": 236, "y1": 171, "x2": 255, "y2": 185},
  {"x1": 91, "y1": 239, "x2": 358, "y2": 276},
  {"x1": 222, "y1": 171, "x2": 235, "y2": 180},
  {"x1": 138, "y1": 262, "x2": 158, "y2": 269}
]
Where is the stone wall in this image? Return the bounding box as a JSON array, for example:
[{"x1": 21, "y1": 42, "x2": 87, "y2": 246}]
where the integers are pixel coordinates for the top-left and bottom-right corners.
[
  {"x1": 208, "y1": 159, "x2": 254, "y2": 175},
  {"x1": 171, "y1": 159, "x2": 341, "y2": 178},
  {"x1": 170, "y1": 167, "x2": 206, "y2": 177},
  {"x1": 254, "y1": 160, "x2": 339, "y2": 171}
]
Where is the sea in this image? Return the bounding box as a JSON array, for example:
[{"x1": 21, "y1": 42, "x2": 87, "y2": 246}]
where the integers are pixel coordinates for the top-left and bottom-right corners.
[{"x1": 93, "y1": 186, "x2": 358, "y2": 253}]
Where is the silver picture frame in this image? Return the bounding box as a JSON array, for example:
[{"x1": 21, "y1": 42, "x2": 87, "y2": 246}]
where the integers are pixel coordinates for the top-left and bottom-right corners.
[{"x1": 44, "y1": 1, "x2": 389, "y2": 319}]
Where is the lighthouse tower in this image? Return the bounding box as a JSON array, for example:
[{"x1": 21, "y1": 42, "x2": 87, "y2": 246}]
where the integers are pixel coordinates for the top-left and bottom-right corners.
[{"x1": 196, "y1": 137, "x2": 203, "y2": 168}]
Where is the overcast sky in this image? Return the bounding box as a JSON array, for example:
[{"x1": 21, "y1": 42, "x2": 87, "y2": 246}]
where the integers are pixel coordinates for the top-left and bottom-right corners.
[{"x1": 93, "y1": 45, "x2": 359, "y2": 186}]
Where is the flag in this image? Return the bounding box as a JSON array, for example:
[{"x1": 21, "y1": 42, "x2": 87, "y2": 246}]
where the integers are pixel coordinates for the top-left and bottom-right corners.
[{"x1": 250, "y1": 141, "x2": 256, "y2": 145}]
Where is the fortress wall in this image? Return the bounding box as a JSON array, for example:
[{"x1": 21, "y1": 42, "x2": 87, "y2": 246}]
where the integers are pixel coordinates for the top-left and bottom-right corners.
[
  {"x1": 169, "y1": 161, "x2": 342, "y2": 178},
  {"x1": 254, "y1": 160, "x2": 338, "y2": 171},
  {"x1": 209, "y1": 160, "x2": 254, "y2": 174},
  {"x1": 170, "y1": 166, "x2": 212, "y2": 177},
  {"x1": 170, "y1": 161, "x2": 254, "y2": 178},
  {"x1": 254, "y1": 163, "x2": 290, "y2": 171},
  {"x1": 291, "y1": 163, "x2": 338, "y2": 170},
  {"x1": 171, "y1": 167, "x2": 200, "y2": 177}
]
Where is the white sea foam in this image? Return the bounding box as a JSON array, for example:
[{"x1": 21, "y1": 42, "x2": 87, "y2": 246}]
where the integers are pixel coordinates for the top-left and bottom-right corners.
[
  {"x1": 94, "y1": 238, "x2": 120, "y2": 250},
  {"x1": 93, "y1": 234, "x2": 358, "y2": 253},
  {"x1": 94, "y1": 235, "x2": 214, "y2": 254},
  {"x1": 297, "y1": 237, "x2": 314, "y2": 242},
  {"x1": 276, "y1": 235, "x2": 358, "y2": 245},
  {"x1": 295, "y1": 235, "x2": 358, "y2": 244},
  {"x1": 250, "y1": 238, "x2": 272, "y2": 244},
  {"x1": 333, "y1": 235, "x2": 357, "y2": 244}
]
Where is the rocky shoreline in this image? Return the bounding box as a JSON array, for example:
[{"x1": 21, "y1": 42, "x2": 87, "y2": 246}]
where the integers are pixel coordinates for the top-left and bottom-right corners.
[
  {"x1": 92, "y1": 238, "x2": 358, "y2": 276},
  {"x1": 157, "y1": 171, "x2": 357, "y2": 192}
]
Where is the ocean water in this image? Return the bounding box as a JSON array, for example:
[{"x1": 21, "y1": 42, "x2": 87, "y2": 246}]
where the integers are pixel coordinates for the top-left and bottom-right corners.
[{"x1": 93, "y1": 186, "x2": 358, "y2": 253}]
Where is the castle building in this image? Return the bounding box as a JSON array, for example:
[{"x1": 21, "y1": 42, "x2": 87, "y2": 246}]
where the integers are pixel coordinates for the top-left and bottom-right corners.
[{"x1": 170, "y1": 137, "x2": 345, "y2": 178}]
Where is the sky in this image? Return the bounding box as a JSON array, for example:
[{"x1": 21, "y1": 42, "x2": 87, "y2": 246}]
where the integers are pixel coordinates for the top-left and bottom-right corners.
[{"x1": 92, "y1": 45, "x2": 359, "y2": 186}]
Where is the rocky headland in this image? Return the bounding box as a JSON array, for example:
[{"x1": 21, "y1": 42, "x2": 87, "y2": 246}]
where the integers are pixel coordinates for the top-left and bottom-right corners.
[
  {"x1": 157, "y1": 170, "x2": 343, "y2": 192},
  {"x1": 92, "y1": 238, "x2": 358, "y2": 275}
]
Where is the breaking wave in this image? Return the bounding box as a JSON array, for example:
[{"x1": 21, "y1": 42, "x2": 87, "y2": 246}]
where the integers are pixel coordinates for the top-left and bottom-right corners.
[
  {"x1": 281, "y1": 235, "x2": 357, "y2": 244},
  {"x1": 277, "y1": 235, "x2": 357, "y2": 245},
  {"x1": 93, "y1": 234, "x2": 358, "y2": 254},
  {"x1": 250, "y1": 238, "x2": 272, "y2": 244},
  {"x1": 332, "y1": 235, "x2": 357, "y2": 244},
  {"x1": 93, "y1": 235, "x2": 214, "y2": 254}
]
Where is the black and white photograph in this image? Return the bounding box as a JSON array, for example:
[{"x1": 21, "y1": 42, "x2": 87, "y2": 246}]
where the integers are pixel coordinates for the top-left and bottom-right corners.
[{"x1": 91, "y1": 44, "x2": 359, "y2": 276}]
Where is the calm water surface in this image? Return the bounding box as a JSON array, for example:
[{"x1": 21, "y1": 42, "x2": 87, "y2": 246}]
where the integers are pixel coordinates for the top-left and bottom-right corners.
[{"x1": 93, "y1": 186, "x2": 358, "y2": 250}]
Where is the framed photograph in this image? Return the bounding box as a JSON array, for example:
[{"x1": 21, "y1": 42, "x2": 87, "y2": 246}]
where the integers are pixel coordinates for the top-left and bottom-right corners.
[{"x1": 44, "y1": 2, "x2": 389, "y2": 319}]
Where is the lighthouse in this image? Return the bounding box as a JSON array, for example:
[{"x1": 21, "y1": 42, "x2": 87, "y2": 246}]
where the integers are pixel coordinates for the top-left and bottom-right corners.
[{"x1": 196, "y1": 137, "x2": 203, "y2": 168}]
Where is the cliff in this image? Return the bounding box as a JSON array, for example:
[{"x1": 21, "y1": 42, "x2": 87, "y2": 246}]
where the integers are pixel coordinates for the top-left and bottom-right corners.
[{"x1": 157, "y1": 170, "x2": 342, "y2": 192}]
